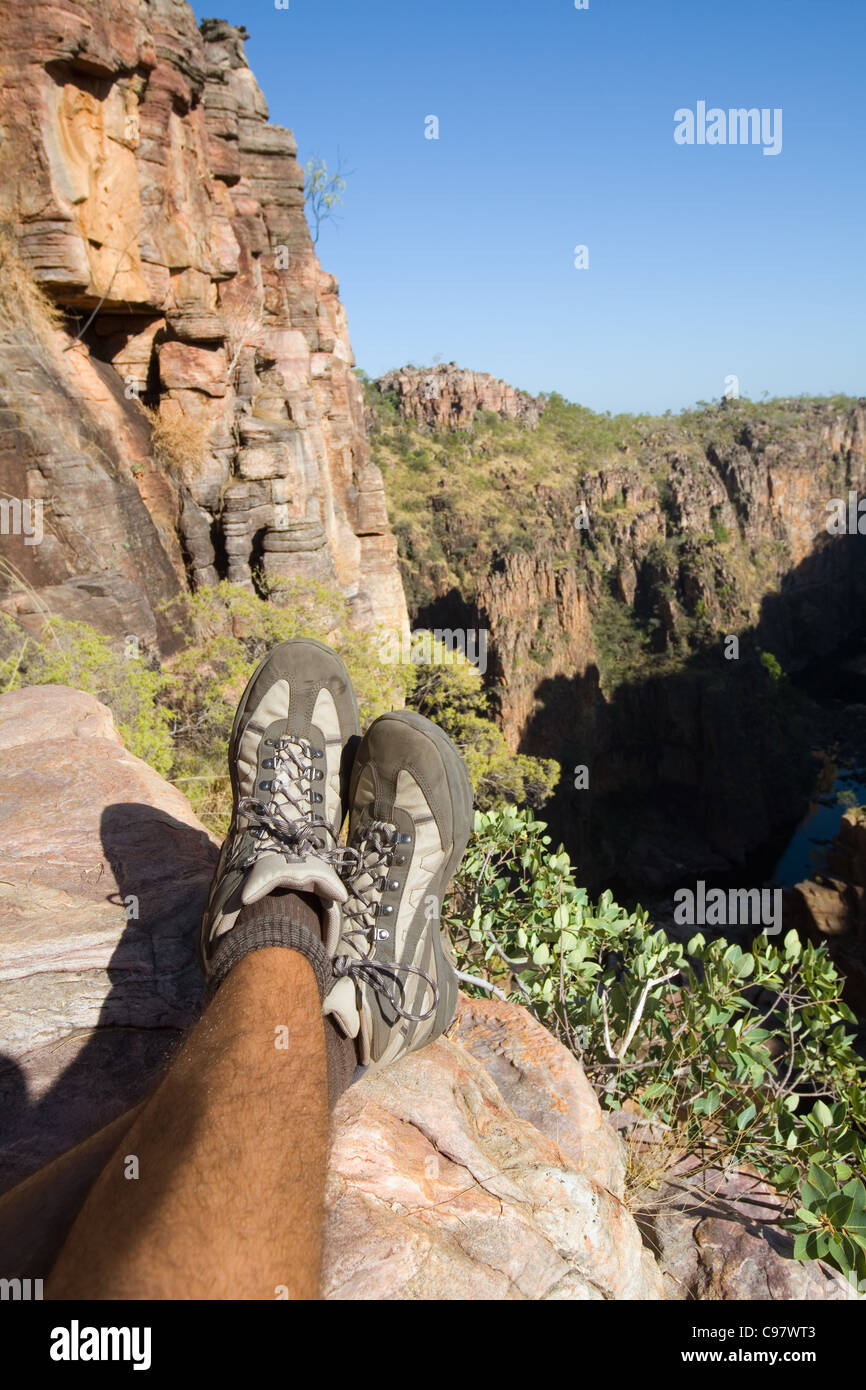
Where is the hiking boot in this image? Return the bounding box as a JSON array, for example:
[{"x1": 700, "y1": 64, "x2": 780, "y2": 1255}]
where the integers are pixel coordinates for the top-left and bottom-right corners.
[
  {"x1": 198, "y1": 639, "x2": 360, "y2": 976},
  {"x1": 323, "y1": 709, "x2": 473, "y2": 1068}
]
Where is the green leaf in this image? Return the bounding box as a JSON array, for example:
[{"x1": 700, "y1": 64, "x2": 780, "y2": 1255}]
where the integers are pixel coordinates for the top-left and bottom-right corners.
[
  {"x1": 826, "y1": 1194, "x2": 855, "y2": 1229},
  {"x1": 795, "y1": 1206, "x2": 822, "y2": 1227},
  {"x1": 812, "y1": 1100, "x2": 835, "y2": 1129},
  {"x1": 842, "y1": 1178, "x2": 866, "y2": 1211},
  {"x1": 783, "y1": 929, "x2": 802, "y2": 960},
  {"x1": 806, "y1": 1163, "x2": 838, "y2": 1200},
  {"x1": 736, "y1": 1102, "x2": 757, "y2": 1131}
]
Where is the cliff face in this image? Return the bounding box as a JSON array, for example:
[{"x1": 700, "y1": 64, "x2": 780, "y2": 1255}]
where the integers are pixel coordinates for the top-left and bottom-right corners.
[
  {"x1": 480, "y1": 403, "x2": 866, "y2": 734},
  {"x1": 375, "y1": 363, "x2": 542, "y2": 430},
  {"x1": 0, "y1": 3, "x2": 407, "y2": 649},
  {"x1": 370, "y1": 382, "x2": 866, "y2": 889}
]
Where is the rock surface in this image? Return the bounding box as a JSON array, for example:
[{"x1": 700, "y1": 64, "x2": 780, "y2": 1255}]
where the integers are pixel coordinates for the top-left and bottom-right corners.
[
  {"x1": 0, "y1": 685, "x2": 214, "y2": 1189},
  {"x1": 0, "y1": 686, "x2": 660, "y2": 1299},
  {"x1": 454, "y1": 993, "x2": 624, "y2": 1196},
  {"x1": 784, "y1": 807, "x2": 866, "y2": 1017},
  {"x1": 376, "y1": 363, "x2": 542, "y2": 431},
  {"x1": 325, "y1": 1018, "x2": 661, "y2": 1300},
  {"x1": 0, "y1": 2, "x2": 408, "y2": 649},
  {"x1": 638, "y1": 1167, "x2": 859, "y2": 1301}
]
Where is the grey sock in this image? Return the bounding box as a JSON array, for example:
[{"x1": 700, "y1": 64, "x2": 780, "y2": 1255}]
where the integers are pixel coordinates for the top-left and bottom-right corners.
[
  {"x1": 207, "y1": 890, "x2": 330, "y2": 1000},
  {"x1": 207, "y1": 889, "x2": 358, "y2": 1108}
]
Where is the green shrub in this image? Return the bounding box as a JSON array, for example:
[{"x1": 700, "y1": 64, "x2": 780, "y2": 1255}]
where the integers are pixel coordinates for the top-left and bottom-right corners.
[
  {"x1": 759, "y1": 649, "x2": 785, "y2": 685},
  {"x1": 445, "y1": 805, "x2": 866, "y2": 1283},
  {"x1": 406, "y1": 640, "x2": 559, "y2": 809},
  {"x1": 789, "y1": 1163, "x2": 866, "y2": 1282},
  {"x1": 160, "y1": 580, "x2": 412, "y2": 833},
  {"x1": 1, "y1": 617, "x2": 173, "y2": 775}
]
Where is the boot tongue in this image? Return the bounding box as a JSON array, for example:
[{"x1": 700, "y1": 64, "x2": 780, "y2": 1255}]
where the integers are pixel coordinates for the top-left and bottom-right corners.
[
  {"x1": 241, "y1": 852, "x2": 348, "y2": 908},
  {"x1": 323, "y1": 977, "x2": 362, "y2": 1041}
]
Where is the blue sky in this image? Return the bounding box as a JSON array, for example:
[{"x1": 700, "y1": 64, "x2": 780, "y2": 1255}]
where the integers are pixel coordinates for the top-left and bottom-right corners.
[{"x1": 193, "y1": 0, "x2": 865, "y2": 413}]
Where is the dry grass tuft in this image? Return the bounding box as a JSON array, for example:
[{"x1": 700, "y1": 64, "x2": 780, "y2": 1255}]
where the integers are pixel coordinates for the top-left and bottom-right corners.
[
  {"x1": 146, "y1": 406, "x2": 212, "y2": 482},
  {"x1": 0, "y1": 225, "x2": 62, "y2": 344}
]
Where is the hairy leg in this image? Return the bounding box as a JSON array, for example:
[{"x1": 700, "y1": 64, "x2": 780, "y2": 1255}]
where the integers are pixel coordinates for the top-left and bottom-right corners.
[{"x1": 46, "y1": 948, "x2": 329, "y2": 1301}]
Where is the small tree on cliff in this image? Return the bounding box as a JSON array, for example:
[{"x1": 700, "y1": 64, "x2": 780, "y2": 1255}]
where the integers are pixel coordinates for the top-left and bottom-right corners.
[{"x1": 303, "y1": 155, "x2": 350, "y2": 244}]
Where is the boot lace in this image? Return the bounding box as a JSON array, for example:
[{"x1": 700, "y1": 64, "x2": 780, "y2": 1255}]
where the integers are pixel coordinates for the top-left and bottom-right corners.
[
  {"x1": 236, "y1": 734, "x2": 353, "y2": 871},
  {"x1": 334, "y1": 820, "x2": 438, "y2": 1023}
]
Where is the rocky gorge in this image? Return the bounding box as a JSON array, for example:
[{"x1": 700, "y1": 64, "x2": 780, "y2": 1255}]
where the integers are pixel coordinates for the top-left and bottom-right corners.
[
  {"x1": 0, "y1": 0, "x2": 864, "y2": 1305},
  {"x1": 2, "y1": 0, "x2": 863, "y2": 904},
  {"x1": 369, "y1": 373, "x2": 866, "y2": 898}
]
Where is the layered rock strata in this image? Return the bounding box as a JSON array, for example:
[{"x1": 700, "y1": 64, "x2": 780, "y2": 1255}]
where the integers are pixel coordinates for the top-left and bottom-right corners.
[{"x1": 0, "y1": 2, "x2": 407, "y2": 648}]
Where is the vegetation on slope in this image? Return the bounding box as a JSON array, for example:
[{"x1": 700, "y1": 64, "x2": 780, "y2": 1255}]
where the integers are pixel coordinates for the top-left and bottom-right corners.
[
  {"x1": 449, "y1": 805, "x2": 866, "y2": 1288},
  {"x1": 0, "y1": 579, "x2": 556, "y2": 834},
  {"x1": 360, "y1": 368, "x2": 861, "y2": 680}
]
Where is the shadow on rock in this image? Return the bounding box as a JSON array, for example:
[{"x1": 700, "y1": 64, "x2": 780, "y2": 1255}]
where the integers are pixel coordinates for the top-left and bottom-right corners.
[{"x1": 0, "y1": 803, "x2": 213, "y2": 1196}]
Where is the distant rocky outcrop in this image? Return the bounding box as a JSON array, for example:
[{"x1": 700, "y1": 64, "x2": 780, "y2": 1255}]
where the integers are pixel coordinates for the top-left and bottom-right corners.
[
  {"x1": 375, "y1": 364, "x2": 542, "y2": 431},
  {"x1": 0, "y1": 3, "x2": 408, "y2": 651}
]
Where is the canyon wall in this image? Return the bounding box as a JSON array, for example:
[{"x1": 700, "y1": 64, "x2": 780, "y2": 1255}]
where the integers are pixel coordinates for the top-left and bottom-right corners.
[
  {"x1": 374, "y1": 381, "x2": 866, "y2": 890},
  {"x1": 0, "y1": 1, "x2": 408, "y2": 651}
]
